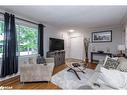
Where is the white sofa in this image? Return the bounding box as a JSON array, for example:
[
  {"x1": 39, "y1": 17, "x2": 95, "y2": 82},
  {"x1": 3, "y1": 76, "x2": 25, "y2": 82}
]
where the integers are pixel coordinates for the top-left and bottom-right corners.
[
  {"x1": 20, "y1": 58, "x2": 55, "y2": 83},
  {"x1": 88, "y1": 57, "x2": 127, "y2": 89}
]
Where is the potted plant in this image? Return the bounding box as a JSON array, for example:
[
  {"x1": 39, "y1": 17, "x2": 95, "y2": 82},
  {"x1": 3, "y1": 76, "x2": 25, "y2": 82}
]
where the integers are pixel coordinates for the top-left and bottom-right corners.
[{"x1": 83, "y1": 38, "x2": 90, "y2": 63}]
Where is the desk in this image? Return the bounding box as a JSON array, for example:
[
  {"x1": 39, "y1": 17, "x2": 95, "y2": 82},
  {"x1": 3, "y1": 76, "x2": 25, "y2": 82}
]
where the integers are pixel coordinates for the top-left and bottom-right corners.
[{"x1": 91, "y1": 52, "x2": 112, "y2": 64}]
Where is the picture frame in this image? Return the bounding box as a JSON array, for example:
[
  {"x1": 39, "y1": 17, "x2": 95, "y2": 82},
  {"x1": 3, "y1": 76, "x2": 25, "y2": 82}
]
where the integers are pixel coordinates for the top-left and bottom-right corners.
[{"x1": 92, "y1": 30, "x2": 112, "y2": 43}]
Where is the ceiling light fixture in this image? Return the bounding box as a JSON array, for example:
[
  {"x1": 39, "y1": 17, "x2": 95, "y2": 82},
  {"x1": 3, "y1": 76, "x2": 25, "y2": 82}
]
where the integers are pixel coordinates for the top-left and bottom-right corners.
[{"x1": 69, "y1": 29, "x2": 75, "y2": 33}]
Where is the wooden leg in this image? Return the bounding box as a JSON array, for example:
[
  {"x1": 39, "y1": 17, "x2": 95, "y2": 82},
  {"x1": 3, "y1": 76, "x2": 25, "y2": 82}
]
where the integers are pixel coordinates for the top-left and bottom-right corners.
[
  {"x1": 21, "y1": 82, "x2": 24, "y2": 85},
  {"x1": 47, "y1": 81, "x2": 50, "y2": 89}
]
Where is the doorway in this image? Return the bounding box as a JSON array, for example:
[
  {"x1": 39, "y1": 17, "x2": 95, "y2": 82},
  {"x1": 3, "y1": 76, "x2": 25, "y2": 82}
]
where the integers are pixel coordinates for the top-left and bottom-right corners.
[{"x1": 70, "y1": 34, "x2": 83, "y2": 60}]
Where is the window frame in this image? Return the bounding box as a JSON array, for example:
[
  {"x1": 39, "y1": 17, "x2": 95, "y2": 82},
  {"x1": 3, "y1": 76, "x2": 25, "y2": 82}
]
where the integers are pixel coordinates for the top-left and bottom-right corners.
[{"x1": 0, "y1": 19, "x2": 39, "y2": 58}]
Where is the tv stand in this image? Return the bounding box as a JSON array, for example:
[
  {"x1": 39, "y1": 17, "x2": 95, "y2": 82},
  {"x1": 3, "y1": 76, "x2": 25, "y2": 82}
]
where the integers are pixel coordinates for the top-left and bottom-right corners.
[{"x1": 47, "y1": 50, "x2": 65, "y2": 66}]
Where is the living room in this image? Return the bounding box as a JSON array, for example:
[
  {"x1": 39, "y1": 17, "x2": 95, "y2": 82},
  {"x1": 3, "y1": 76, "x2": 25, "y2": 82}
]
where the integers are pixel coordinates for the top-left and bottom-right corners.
[{"x1": 1, "y1": 4, "x2": 127, "y2": 92}]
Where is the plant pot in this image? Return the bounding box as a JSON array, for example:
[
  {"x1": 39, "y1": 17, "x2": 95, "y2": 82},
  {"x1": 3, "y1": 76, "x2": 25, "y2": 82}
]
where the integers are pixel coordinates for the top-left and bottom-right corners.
[{"x1": 85, "y1": 58, "x2": 89, "y2": 63}]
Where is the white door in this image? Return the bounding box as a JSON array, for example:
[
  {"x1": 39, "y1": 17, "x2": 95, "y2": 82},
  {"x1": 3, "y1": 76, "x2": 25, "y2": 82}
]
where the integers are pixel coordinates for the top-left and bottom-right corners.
[{"x1": 70, "y1": 36, "x2": 83, "y2": 59}]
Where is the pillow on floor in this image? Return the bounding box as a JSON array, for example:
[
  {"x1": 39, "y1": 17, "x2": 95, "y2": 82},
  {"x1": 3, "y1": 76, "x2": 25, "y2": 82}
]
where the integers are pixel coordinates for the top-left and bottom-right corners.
[{"x1": 99, "y1": 67, "x2": 127, "y2": 89}]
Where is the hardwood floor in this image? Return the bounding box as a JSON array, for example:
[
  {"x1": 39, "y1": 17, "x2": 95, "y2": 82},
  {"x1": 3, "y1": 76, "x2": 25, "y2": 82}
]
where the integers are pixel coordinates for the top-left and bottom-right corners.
[{"x1": 0, "y1": 63, "x2": 96, "y2": 90}]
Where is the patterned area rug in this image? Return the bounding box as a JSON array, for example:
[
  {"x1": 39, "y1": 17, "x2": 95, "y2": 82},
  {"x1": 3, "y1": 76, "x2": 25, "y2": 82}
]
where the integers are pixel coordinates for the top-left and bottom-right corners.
[{"x1": 51, "y1": 68, "x2": 95, "y2": 89}]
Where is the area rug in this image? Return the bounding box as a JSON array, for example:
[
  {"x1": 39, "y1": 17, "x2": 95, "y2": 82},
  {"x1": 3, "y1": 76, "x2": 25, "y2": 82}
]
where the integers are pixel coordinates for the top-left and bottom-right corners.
[{"x1": 51, "y1": 68, "x2": 95, "y2": 89}]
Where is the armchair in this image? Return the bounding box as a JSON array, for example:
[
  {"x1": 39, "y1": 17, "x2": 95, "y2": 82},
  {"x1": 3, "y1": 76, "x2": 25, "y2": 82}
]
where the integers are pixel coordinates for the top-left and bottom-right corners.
[{"x1": 20, "y1": 58, "x2": 54, "y2": 83}]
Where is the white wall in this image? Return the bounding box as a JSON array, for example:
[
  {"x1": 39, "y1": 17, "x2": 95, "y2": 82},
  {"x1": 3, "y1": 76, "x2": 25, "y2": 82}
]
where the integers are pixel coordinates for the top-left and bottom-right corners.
[
  {"x1": 125, "y1": 23, "x2": 127, "y2": 56},
  {"x1": 82, "y1": 25, "x2": 125, "y2": 61},
  {"x1": 58, "y1": 25, "x2": 125, "y2": 61},
  {"x1": 44, "y1": 25, "x2": 70, "y2": 58}
]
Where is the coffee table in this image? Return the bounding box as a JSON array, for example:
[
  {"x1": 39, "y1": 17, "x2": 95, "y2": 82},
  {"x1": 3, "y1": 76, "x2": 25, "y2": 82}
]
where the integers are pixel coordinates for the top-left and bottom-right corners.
[{"x1": 66, "y1": 61, "x2": 86, "y2": 80}]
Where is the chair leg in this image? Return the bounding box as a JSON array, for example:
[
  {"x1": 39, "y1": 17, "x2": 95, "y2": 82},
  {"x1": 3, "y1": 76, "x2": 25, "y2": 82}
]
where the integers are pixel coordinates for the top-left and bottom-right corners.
[
  {"x1": 21, "y1": 82, "x2": 24, "y2": 85},
  {"x1": 47, "y1": 81, "x2": 50, "y2": 89}
]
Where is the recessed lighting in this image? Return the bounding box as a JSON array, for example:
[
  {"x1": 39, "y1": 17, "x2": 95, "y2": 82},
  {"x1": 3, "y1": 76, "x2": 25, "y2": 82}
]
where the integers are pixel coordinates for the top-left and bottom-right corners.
[{"x1": 69, "y1": 29, "x2": 75, "y2": 33}]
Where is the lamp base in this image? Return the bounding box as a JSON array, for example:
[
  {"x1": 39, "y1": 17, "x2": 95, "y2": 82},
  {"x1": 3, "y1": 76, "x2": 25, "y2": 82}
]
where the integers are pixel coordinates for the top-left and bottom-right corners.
[{"x1": 118, "y1": 51, "x2": 125, "y2": 57}]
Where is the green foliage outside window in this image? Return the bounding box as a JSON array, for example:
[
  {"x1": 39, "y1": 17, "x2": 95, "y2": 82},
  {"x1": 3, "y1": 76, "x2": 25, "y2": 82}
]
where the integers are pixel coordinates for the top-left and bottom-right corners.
[
  {"x1": 16, "y1": 24, "x2": 38, "y2": 55},
  {"x1": 0, "y1": 21, "x2": 38, "y2": 57}
]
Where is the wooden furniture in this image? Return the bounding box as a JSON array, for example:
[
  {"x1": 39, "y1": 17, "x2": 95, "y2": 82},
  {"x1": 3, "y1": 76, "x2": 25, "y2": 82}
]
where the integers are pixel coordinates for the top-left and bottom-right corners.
[
  {"x1": 91, "y1": 52, "x2": 112, "y2": 64},
  {"x1": 47, "y1": 50, "x2": 65, "y2": 66}
]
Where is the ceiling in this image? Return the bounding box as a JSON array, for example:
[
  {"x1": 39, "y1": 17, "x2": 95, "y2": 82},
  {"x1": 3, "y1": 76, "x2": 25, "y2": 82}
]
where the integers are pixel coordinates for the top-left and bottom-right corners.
[{"x1": 0, "y1": 6, "x2": 127, "y2": 29}]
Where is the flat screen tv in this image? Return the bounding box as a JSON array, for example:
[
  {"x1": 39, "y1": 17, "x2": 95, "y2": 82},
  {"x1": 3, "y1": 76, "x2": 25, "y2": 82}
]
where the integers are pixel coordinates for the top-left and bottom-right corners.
[{"x1": 49, "y1": 38, "x2": 64, "y2": 51}]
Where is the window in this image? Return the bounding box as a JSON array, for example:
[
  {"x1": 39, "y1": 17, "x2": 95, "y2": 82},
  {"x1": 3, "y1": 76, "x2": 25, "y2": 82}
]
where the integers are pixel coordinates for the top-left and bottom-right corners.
[
  {"x1": 0, "y1": 21, "x2": 4, "y2": 58},
  {"x1": 0, "y1": 20, "x2": 38, "y2": 57},
  {"x1": 16, "y1": 24, "x2": 38, "y2": 56}
]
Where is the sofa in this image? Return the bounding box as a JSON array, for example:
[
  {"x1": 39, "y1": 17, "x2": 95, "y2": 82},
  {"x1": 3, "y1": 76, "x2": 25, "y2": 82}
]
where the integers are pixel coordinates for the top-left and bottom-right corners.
[
  {"x1": 20, "y1": 57, "x2": 55, "y2": 83},
  {"x1": 88, "y1": 57, "x2": 127, "y2": 89}
]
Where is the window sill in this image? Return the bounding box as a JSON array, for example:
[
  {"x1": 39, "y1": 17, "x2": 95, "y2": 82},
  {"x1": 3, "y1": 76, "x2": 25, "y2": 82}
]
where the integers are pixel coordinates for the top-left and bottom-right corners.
[{"x1": 0, "y1": 54, "x2": 38, "y2": 63}]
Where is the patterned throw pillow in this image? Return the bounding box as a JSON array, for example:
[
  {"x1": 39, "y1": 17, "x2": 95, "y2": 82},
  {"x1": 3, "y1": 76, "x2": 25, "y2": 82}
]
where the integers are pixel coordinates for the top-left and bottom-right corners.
[
  {"x1": 117, "y1": 57, "x2": 127, "y2": 72},
  {"x1": 37, "y1": 56, "x2": 46, "y2": 64},
  {"x1": 104, "y1": 58, "x2": 119, "y2": 69}
]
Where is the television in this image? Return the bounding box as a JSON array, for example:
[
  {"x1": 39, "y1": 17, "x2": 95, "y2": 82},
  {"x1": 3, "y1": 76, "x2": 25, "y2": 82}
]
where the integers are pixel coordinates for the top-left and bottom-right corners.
[{"x1": 49, "y1": 38, "x2": 64, "y2": 51}]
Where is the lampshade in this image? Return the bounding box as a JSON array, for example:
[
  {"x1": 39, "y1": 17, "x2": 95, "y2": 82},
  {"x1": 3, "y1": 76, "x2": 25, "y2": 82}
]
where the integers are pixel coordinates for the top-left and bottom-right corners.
[{"x1": 117, "y1": 45, "x2": 125, "y2": 51}]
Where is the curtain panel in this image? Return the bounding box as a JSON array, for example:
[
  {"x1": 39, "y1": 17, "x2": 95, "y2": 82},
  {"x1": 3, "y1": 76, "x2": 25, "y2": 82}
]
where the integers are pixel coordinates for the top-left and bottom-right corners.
[
  {"x1": 1, "y1": 13, "x2": 18, "y2": 77},
  {"x1": 38, "y1": 24, "x2": 44, "y2": 56}
]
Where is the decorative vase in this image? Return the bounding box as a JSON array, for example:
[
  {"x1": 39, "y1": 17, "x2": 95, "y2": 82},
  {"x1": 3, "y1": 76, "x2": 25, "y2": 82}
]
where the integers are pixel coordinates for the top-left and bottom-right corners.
[
  {"x1": 83, "y1": 38, "x2": 90, "y2": 65},
  {"x1": 83, "y1": 58, "x2": 89, "y2": 68},
  {"x1": 85, "y1": 58, "x2": 89, "y2": 63}
]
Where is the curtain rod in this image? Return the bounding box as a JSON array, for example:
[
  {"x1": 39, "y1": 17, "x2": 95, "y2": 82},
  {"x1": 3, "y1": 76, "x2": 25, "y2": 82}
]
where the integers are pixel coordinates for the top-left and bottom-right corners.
[
  {"x1": 0, "y1": 11, "x2": 45, "y2": 27},
  {"x1": 15, "y1": 17, "x2": 38, "y2": 25},
  {"x1": 0, "y1": 12, "x2": 4, "y2": 15}
]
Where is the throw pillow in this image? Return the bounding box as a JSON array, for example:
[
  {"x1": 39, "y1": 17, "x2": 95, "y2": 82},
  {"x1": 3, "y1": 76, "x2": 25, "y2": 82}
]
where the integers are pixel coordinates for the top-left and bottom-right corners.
[
  {"x1": 99, "y1": 67, "x2": 127, "y2": 89},
  {"x1": 28, "y1": 57, "x2": 34, "y2": 64},
  {"x1": 103, "y1": 56, "x2": 118, "y2": 66},
  {"x1": 117, "y1": 57, "x2": 127, "y2": 72},
  {"x1": 103, "y1": 56, "x2": 110, "y2": 66},
  {"x1": 103, "y1": 57, "x2": 119, "y2": 69},
  {"x1": 37, "y1": 56, "x2": 46, "y2": 64}
]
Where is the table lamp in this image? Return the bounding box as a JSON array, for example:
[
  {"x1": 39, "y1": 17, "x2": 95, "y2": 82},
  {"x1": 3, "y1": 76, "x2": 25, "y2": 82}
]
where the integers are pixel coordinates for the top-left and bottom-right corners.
[{"x1": 117, "y1": 45, "x2": 125, "y2": 55}]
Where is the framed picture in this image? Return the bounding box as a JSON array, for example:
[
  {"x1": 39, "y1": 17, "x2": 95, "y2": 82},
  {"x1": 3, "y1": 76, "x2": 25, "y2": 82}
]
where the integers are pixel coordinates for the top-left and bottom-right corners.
[{"x1": 92, "y1": 30, "x2": 112, "y2": 43}]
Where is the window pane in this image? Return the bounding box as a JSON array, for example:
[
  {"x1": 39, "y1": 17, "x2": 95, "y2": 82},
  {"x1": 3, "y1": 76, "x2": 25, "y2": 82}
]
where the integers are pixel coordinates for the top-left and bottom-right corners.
[
  {"x1": 16, "y1": 24, "x2": 38, "y2": 56},
  {"x1": 0, "y1": 21, "x2": 4, "y2": 58}
]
